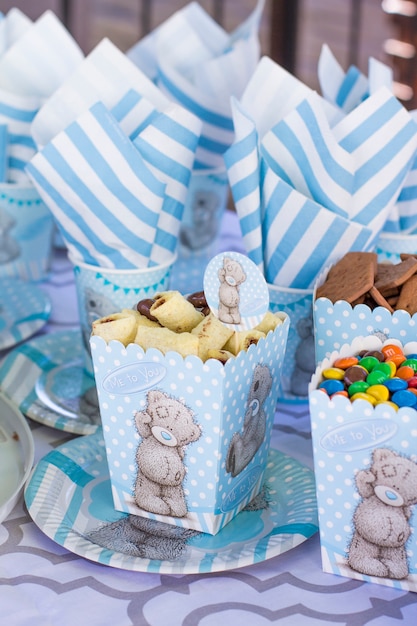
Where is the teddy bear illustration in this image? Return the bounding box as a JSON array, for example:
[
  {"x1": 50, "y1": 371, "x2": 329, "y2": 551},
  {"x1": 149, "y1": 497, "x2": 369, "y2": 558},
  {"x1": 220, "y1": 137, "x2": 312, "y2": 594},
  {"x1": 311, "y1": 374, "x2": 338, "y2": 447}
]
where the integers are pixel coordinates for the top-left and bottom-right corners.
[
  {"x1": 134, "y1": 389, "x2": 202, "y2": 518},
  {"x1": 225, "y1": 364, "x2": 273, "y2": 477},
  {"x1": 347, "y1": 447, "x2": 417, "y2": 580},
  {"x1": 290, "y1": 314, "x2": 315, "y2": 397},
  {"x1": 0, "y1": 206, "x2": 20, "y2": 264},
  {"x1": 218, "y1": 256, "x2": 246, "y2": 324},
  {"x1": 81, "y1": 286, "x2": 116, "y2": 350},
  {"x1": 180, "y1": 189, "x2": 221, "y2": 251}
]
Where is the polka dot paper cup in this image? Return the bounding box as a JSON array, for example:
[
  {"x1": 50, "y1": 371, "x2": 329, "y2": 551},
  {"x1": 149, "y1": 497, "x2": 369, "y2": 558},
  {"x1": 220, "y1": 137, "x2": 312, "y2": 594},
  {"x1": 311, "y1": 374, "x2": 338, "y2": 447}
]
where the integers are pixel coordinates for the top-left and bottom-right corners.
[
  {"x1": 309, "y1": 334, "x2": 417, "y2": 592},
  {"x1": 268, "y1": 283, "x2": 314, "y2": 403},
  {"x1": 89, "y1": 312, "x2": 289, "y2": 535},
  {"x1": 170, "y1": 167, "x2": 229, "y2": 294}
]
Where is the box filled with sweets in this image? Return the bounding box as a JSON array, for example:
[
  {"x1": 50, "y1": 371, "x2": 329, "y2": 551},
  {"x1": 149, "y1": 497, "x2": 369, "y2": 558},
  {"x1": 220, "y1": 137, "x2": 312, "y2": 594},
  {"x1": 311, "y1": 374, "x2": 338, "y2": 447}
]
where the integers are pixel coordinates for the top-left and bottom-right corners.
[
  {"x1": 89, "y1": 254, "x2": 289, "y2": 535},
  {"x1": 309, "y1": 334, "x2": 417, "y2": 592},
  {"x1": 314, "y1": 251, "x2": 417, "y2": 365}
]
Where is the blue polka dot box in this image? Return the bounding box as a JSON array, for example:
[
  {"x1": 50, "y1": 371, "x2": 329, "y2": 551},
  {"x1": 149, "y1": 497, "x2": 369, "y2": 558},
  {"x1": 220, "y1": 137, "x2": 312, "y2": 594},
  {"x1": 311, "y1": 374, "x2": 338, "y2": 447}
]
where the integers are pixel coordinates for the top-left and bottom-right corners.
[
  {"x1": 314, "y1": 265, "x2": 417, "y2": 367},
  {"x1": 309, "y1": 335, "x2": 417, "y2": 593},
  {"x1": 89, "y1": 313, "x2": 290, "y2": 535}
]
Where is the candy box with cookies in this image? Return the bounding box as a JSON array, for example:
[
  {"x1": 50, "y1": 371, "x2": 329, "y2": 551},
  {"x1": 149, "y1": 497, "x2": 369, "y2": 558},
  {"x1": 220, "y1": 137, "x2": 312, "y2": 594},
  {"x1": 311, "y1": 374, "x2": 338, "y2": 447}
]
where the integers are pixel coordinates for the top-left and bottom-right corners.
[
  {"x1": 309, "y1": 334, "x2": 417, "y2": 592},
  {"x1": 314, "y1": 251, "x2": 417, "y2": 365},
  {"x1": 89, "y1": 252, "x2": 290, "y2": 535}
]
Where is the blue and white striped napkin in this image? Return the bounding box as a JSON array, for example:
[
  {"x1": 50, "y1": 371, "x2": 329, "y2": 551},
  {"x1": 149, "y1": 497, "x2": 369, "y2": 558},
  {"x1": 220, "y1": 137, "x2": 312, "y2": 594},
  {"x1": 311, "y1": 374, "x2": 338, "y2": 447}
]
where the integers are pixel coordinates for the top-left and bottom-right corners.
[
  {"x1": 127, "y1": 0, "x2": 264, "y2": 171},
  {"x1": 318, "y1": 44, "x2": 417, "y2": 236},
  {"x1": 27, "y1": 99, "x2": 202, "y2": 269},
  {"x1": 0, "y1": 10, "x2": 83, "y2": 182},
  {"x1": 31, "y1": 38, "x2": 169, "y2": 150},
  {"x1": 225, "y1": 56, "x2": 417, "y2": 290}
]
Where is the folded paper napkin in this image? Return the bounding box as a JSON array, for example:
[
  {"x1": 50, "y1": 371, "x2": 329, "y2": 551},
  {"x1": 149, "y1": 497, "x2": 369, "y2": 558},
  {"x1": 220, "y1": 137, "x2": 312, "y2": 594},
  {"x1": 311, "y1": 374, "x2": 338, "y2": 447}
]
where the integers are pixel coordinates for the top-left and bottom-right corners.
[
  {"x1": 225, "y1": 56, "x2": 417, "y2": 290},
  {"x1": 0, "y1": 10, "x2": 83, "y2": 183},
  {"x1": 127, "y1": 0, "x2": 264, "y2": 171},
  {"x1": 27, "y1": 95, "x2": 202, "y2": 269},
  {"x1": 318, "y1": 44, "x2": 417, "y2": 236}
]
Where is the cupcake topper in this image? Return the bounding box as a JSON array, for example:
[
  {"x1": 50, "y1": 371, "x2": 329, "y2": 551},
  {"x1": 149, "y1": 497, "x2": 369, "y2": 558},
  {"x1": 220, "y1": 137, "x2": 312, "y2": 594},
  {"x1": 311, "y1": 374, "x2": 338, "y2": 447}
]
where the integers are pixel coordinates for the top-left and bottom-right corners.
[{"x1": 203, "y1": 251, "x2": 269, "y2": 331}]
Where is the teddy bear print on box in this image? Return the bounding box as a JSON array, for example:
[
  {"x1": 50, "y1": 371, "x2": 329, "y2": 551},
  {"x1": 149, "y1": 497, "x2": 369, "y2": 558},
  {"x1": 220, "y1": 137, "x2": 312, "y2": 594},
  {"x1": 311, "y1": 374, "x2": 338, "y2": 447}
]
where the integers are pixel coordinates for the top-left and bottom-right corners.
[
  {"x1": 134, "y1": 389, "x2": 202, "y2": 518},
  {"x1": 347, "y1": 447, "x2": 417, "y2": 580},
  {"x1": 226, "y1": 364, "x2": 272, "y2": 477}
]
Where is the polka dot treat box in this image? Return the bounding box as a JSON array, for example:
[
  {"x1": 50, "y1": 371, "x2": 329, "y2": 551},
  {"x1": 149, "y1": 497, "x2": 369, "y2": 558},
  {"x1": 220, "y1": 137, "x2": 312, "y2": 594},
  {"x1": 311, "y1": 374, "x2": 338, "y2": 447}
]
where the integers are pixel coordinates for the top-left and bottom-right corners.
[
  {"x1": 89, "y1": 312, "x2": 289, "y2": 535},
  {"x1": 309, "y1": 334, "x2": 417, "y2": 593},
  {"x1": 314, "y1": 265, "x2": 417, "y2": 366}
]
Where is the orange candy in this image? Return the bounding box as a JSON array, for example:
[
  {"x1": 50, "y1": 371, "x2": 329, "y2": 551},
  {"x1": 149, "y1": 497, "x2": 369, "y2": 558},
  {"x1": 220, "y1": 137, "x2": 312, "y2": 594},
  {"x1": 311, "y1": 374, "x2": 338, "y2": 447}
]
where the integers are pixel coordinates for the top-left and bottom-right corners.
[
  {"x1": 381, "y1": 344, "x2": 406, "y2": 367},
  {"x1": 396, "y1": 365, "x2": 415, "y2": 380},
  {"x1": 333, "y1": 356, "x2": 359, "y2": 370}
]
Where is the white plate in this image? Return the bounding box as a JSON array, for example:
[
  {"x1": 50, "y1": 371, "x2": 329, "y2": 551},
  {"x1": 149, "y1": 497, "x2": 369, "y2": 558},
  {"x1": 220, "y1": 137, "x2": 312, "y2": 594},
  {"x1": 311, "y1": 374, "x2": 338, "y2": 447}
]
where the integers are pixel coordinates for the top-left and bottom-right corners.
[
  {"x1": 0, "y1": 329, "x2": 100, "y2": 435},
  {"x1": 0, "y1": 392, "x2": 34, "y2": 523},
  {"x1": 0, "y1": 278, "x2": 51, "y2": 351},
  {"x1": 25, "y1": 431, "x2": 318, "y2": 574}
]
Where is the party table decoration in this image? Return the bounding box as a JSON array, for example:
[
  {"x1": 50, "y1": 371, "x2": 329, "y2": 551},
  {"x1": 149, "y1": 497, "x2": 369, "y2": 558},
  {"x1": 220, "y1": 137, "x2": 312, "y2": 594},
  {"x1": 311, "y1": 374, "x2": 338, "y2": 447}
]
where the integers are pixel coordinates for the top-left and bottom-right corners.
[{"x1": 225, "y1": 55, "x2": 417, "y2": 401}]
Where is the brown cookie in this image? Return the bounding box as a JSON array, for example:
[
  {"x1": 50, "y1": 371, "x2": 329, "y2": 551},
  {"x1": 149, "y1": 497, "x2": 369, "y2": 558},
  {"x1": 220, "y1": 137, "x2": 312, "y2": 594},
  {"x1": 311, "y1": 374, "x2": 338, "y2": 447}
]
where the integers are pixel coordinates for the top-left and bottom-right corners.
[
  {"x1": 316, "y1": 252, "x2": 377, "y2": 304},
  {"x1": 368, "y1": 286, "x2": 394, "y2": 313},
  {"x1": 394, "y1": 274, "x2": 417, "y2": 314},
  {"x1": 374, "y1": 257, "x2": 417, "y2": 294}
]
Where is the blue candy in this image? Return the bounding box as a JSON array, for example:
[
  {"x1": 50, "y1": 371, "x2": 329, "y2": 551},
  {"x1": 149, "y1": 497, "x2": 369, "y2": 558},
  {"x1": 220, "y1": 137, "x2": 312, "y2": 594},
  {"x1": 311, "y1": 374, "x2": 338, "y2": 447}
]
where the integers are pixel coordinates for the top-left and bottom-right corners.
[
  {"x1": 391, "y1": 389, "x2": 417, "y2": 408},
  {"x1": 383, "y1": 378, "x2": 408, "y2": 392},
  {"x1": 318, "y1": 379, "x2": 344, "y2": 395}
]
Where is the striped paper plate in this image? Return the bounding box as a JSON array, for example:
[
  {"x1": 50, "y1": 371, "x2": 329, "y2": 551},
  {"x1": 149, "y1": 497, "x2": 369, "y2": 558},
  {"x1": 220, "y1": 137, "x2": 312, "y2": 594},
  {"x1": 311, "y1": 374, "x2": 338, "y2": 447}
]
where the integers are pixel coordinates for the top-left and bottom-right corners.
[{"x1": 25, "y1": 431, "x2": 318, "y2": 574}]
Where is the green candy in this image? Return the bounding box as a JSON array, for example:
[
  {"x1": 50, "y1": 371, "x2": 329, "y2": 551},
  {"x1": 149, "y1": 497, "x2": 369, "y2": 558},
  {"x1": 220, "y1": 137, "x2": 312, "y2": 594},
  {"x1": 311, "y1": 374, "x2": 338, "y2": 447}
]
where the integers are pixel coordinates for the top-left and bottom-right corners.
[
  {"x1": 357, "y1": 356, "x2": 379, "y2": 372},
  {"x1": 348, "y1": 380, "x2": 370, "y2": 397},
  {"x1": 366, "y1": 370, "x2": 388, "y2": 386},
  {"x1": 402, "y1": 358, "x2": 417, "y2": 372},
  {"x1": 373, "y1": 362, "x2": 393, "y2": 377}
]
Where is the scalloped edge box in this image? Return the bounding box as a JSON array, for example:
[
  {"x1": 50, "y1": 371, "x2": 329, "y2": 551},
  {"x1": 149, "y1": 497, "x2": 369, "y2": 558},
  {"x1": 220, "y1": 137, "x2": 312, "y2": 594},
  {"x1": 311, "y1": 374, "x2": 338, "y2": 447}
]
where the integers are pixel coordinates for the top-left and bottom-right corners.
[
  {"x1": 313, "y1": 266, "x2": 417, "y2": 365},
  {"x1": 309, "y1": 335, "x2": 417, "y2": 592},
  {"x1": 90, "y1": 313, "x2": 289, "y2": 535}
]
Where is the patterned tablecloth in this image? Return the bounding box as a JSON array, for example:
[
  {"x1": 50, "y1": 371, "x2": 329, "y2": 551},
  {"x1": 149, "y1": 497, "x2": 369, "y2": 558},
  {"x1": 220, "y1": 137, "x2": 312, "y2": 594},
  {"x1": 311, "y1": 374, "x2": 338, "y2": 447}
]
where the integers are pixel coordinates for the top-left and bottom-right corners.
[{"x1": 1, "y1": 210, "x2": 417, "y2": 625}]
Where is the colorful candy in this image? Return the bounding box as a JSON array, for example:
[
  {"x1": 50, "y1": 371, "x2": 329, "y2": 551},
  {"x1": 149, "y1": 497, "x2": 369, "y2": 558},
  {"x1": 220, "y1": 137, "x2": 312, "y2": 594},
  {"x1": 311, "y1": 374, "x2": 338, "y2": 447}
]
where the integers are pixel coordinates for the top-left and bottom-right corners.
[{"x1": 318, "y1": 345, "x2": 417, "y2": 409}]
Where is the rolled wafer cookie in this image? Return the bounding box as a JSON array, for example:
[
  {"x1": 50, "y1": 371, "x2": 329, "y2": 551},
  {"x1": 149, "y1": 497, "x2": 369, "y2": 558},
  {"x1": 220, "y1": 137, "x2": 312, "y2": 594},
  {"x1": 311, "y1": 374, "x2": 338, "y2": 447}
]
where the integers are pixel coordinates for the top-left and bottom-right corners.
[{"x1": 150, "y1": 291, "x2": 204, "y2": 333}]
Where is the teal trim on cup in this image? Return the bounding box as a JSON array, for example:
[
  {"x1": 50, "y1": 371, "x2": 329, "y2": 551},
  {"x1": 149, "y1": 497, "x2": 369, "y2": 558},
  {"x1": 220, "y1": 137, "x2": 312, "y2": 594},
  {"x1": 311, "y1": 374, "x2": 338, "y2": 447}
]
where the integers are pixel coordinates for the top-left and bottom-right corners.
[
  {"x1": 69, "y1": 253, "x2": 176, "y2": 377},
  {"x1": 375, "y1": 231, "x2": 417, "y2": 264},
  {"x1": 0, "y1": 182, "x2": 54, "y2": 281}
]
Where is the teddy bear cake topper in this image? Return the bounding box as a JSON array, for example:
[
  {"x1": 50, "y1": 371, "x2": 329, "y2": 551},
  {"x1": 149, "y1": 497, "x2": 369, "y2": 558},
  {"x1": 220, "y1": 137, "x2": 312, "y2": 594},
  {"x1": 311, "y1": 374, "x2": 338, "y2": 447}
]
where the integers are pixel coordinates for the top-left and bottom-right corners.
[{"x1": 203, "y1": 251, "x2": 269, "y2": 332}]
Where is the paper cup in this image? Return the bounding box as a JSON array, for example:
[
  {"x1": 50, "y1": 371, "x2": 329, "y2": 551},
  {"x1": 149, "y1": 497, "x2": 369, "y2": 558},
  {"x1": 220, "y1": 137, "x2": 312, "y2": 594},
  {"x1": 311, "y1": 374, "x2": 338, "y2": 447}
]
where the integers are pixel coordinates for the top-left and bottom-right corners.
[
  {"x1": 268, "y1": 283, "x2": 313, "y2": 403},
  {"x1": 90, "y1": 313, "x2": 290, "y2": 535},
  {"x1": 0, "y1": 182, "x2": 54, "y2": 281},
  {"x1": 375, "y1": 231, "x2": 417, "y2": 264},
  {"x1": 171, "y1": 168, "x2": 229, "y2": 294},
  {"x1": 70, "y1": 254, "x2": 176, "y2": 376},
  {"x1": 309, "y1": 335, "x2": 417, "y2": 592}
]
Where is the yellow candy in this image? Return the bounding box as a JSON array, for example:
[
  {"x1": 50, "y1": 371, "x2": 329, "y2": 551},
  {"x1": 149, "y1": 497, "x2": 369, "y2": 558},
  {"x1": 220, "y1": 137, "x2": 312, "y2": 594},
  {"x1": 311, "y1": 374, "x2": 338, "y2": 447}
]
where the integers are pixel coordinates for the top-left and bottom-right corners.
[
  {"x1": 322, "y1": 367, "x2": 345, "y2": 380},
  {"x1": 366, "y1": 384, "x2": 390, "y2": 403},
  {"x1": 350, "y1": 392, "x2": 377, "y2": 405}
]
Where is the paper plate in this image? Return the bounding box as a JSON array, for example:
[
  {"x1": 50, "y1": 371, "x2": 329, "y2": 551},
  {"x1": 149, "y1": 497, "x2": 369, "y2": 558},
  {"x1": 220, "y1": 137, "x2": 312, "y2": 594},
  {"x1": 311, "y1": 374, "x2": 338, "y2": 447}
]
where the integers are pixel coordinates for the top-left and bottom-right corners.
[
  {"x1": 0, "y1": 329, "x2": 100, "y2": 435},
  {"x1": 25, "y1": 431, "x2": 318, "y2": 574},
  {"x1": 0, "y1": 392, "x2": 35, "y2": 523},
  {"x1": 0, "y1": 278, "x2": 51, "y2": 351}
]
